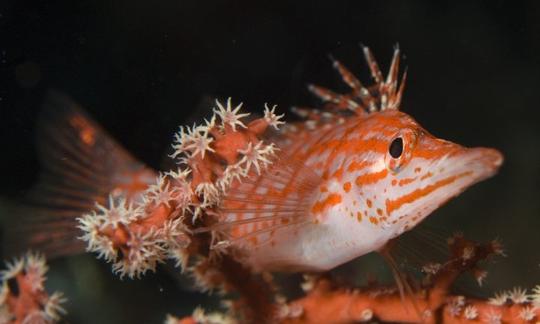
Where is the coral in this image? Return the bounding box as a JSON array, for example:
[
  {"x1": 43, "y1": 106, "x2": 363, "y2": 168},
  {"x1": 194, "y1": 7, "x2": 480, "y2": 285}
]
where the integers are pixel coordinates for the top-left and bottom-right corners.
[
  {"x1": 176, "y1": 234, "x2": 540, "y2": 324},
  {"x1": 276, "y1": 234, "x2": 535, "y2": 324},
  {"x1": 76, "y1": 98, "x2": 283, "y2": 280},
  {"x1": 0, "y1": 252, "x2": 66, "y2": 324}
]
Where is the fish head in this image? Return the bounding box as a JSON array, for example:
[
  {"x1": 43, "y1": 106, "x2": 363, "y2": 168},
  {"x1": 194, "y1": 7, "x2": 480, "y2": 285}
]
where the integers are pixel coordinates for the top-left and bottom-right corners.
[{"x1": 346, "y1": 110, "x2": 503, "y2": 236}]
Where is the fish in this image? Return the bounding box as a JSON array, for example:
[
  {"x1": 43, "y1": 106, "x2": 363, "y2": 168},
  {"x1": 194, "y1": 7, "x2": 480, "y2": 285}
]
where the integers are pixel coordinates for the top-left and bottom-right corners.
[
  {"x1": 212, "y1": 47, "x2": 503, "y2": 272},
  {"x1": 2, "y1": 47, "x2": 503, "y2": 280}
]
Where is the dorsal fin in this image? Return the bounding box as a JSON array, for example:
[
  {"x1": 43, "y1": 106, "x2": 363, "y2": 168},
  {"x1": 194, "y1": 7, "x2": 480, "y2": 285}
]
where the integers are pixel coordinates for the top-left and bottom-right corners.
[
  {"x1": 204, "y1": 154, "x2": 322, "y2": 249},
  {"x1": 3, "y1": 91, "x2": 156, "y2": 258}
]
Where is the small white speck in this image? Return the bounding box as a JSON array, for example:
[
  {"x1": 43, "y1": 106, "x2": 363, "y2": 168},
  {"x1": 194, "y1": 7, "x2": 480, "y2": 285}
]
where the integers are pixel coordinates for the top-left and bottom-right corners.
[
  {"x1": 360, "y1": 309, "x2": 373, "y2": 321},
  {"x1": 464, "y1": 305, "x2": 478, "y2": 319}
]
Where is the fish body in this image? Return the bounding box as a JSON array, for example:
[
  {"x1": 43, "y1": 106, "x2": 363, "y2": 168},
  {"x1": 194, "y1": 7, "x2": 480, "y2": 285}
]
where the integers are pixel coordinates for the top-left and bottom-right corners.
[{"x1": 218, "y1": 50, "x2": 503, "y2": 272}]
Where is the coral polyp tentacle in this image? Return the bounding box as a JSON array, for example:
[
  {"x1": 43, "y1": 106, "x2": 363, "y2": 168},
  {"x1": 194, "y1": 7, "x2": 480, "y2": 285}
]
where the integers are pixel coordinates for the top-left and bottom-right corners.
[{"x1": 76, "y1": 98, "x2": 283, "y2": 278}]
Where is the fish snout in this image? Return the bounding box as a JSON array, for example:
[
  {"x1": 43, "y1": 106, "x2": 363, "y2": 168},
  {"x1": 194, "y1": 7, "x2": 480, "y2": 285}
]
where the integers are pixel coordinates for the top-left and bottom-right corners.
[
  {"x1": 453, "y1": 147, "x2": 504, "y2": 181},
  {"x1": 418, "y1": 134, "x2": 504, "y2": 182}
]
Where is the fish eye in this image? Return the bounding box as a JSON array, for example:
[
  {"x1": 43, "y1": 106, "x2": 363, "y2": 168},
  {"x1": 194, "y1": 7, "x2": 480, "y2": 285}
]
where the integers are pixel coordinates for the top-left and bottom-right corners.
[
  {"x1": 385, "y1": 129, "x2": 418, "y2": 173},
  {"x1": 389, "y1": 137, "x2": 403, "y2": 159}
]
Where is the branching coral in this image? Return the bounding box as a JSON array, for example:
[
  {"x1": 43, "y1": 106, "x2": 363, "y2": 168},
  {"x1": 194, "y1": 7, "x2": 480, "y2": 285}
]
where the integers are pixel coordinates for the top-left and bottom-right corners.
[
  {"x1": 76, "y1": 98, "x2": 284, "y2": 280},
  {"x1": 0, "y1": 252, "x2": 66, "y2": 324}
]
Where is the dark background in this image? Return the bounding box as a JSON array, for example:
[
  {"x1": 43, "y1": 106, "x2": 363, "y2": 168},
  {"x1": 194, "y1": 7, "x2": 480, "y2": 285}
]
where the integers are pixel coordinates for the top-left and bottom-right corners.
[{"x1": 1, "y1": 1, "x2": 540, "y2": 323}]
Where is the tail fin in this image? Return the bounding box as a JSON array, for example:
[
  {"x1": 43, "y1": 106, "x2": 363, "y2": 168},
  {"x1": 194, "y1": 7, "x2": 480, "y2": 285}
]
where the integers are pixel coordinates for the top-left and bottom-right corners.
[{"x1": 3, "y1": 91, "x2": 156, "y2": 259}]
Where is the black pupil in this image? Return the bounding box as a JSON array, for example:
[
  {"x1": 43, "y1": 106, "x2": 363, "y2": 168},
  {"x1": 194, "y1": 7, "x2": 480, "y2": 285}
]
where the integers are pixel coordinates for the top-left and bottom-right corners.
[{"x1": 389, "y1": 137, "x2": 403, "y2": 158}]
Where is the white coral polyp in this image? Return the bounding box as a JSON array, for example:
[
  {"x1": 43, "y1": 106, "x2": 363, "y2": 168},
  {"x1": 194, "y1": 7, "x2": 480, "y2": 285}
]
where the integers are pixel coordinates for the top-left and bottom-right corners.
[
  {"x1": 170, "y1": 126, "x2": 190, "y2": 158},
  {"x1": 463, "y1": 305, "x2": 478, "y2": 320},
  {"x1": 214, "y1": 97, "x2": 250, "y2": 131},
  {"x1": 112, "y1": 230, "x2": 166, "y2": 279},
  {"x1": 144, "y1": 173, "x2": 182, "y2": 208},
  {"x1": 488, "y1": 291, "x2": 508, "y2": 306},
  {"x1": 99, "y1": 196, "x2": 142, "y2": 228},
  {"x1": 159, "y1": 218, "x2": 191, "y2": 249},
  {"x1": 238, "y1": 141, "x2": 276, "y2": 175},
  {"x1": 23, "y1": 252, "x2": 47, "y2": 293},
  {"x1": 0, "y1": 257, "x2": 24, "y2": 281},
  {"x1": 44, "y1": 291, "x2": 67, "y2": 321},
  {"x1": 168, "y1": 174, "x2": 194, "y2": 211},
  {"x1": 519, "y1": 306, "x2": 536, "y2": 321},
  {"x1": 508, "y1": 287, "x2": 529, "y2": 304},
  {"x1": 263, "y1": 103, "x2": 285, "y2": 130},
  {"x1": 185, "y1": 128, "x2": 215, "y2": 159},
  {"x1": 168, "y1": 248, "x2": 190, "y2": 271},
  {"x1": 171, "y1": 124, "x2": 215, "y2": 160},
  {"x1": 195, "y1": 182, "x2": 221, "y2": 207},
  {"x1": 77, "y1": 212, "x2": 117, "y2": 262},
  {"x1": 218, "y1": 163, "x2": 247, "y2": 192}
]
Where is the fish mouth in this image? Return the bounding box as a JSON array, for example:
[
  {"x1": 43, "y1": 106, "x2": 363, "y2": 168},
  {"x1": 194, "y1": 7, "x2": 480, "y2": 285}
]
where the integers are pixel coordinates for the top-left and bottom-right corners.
[
  {"x1": 445, "y1": 147, "x2": 504, "y2": 185},
  {"x1": 419, "y1": 146, "x2": 504, "y2": 211}
]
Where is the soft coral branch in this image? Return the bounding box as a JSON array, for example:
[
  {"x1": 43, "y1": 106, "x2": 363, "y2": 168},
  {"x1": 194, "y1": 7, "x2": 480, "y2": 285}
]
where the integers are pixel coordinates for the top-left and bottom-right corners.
[
  {"x1": 278, "y1": 234, "x2": 538, "y2": 324},
  {"x1": 0, "y1": 252, "x2": 66, "y2": 324},
  {"x1": 76, "y1": 98, "x2": 284, "y2": 281},
  {"x1": 172, "y1": 234, "x2": 539, "y2": 324}
]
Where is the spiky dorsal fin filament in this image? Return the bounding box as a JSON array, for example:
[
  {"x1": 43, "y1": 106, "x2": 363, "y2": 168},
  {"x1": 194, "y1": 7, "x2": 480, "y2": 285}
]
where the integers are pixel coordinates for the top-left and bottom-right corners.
[{"x1": 308, "y1": 45, "x2": 407, "y2": 115}]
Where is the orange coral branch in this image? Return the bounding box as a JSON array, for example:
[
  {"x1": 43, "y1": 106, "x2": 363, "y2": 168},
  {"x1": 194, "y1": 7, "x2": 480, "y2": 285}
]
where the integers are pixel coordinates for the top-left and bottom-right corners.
[
  {"x1": 278, "y1": 235, "x2": 538, "y2": 324},
  {"x1": 0, "y1": 252, "x2": 66, "y2": 324},
  {"x1": 280, "y1": 278, "x2": 540, "y2": 323},
  {"x1": 219, "y1": 256, "x2": 277, "y2": 322},
  {"x1": 77, "y1": 98, "x2": 284, "y2": 279}
]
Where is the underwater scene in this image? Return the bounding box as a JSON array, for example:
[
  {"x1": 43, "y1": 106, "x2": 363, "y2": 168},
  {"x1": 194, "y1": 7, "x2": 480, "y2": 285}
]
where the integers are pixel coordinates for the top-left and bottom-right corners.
[{"x1": 1, "y1": 1, "x2": 540, "y2": 323}]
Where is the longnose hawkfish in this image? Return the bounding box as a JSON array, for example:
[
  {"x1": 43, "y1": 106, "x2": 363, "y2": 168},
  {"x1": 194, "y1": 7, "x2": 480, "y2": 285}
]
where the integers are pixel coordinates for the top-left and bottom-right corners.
[
  {"x1": 4, "y1": 47, "x2": 502, "y2": 279},
  {"x1": 213, "y1": 46, "x2": 503, "y2": 272}
]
